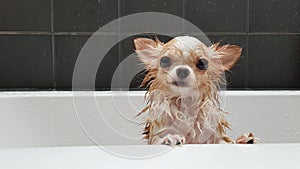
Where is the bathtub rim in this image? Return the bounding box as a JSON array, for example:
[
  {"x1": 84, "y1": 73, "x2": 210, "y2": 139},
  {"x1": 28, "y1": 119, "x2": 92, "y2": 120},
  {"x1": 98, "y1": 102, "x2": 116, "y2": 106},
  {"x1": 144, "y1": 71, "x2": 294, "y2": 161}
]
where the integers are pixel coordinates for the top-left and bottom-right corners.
[{"x1": 0, "y1": 90, "x2": 299, "y2": 98}]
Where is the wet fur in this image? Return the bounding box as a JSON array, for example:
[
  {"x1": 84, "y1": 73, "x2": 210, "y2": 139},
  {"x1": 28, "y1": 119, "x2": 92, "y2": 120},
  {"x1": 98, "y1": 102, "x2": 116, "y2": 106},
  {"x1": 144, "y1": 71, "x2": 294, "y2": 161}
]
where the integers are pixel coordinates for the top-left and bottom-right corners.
[{"x1": 135, "y1": 36, "x2": 255, "y2": 145}]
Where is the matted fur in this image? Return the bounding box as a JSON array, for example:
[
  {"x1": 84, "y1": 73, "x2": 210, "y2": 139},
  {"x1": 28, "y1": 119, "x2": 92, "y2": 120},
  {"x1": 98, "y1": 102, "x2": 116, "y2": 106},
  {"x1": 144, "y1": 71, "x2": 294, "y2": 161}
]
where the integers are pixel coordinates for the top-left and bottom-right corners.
[
  {"x1": 135, "y1": 36, "x2": 255, "y2": 145},
  {"x1": 139, "y1": 62, "x2": 233, "y2": 144}
]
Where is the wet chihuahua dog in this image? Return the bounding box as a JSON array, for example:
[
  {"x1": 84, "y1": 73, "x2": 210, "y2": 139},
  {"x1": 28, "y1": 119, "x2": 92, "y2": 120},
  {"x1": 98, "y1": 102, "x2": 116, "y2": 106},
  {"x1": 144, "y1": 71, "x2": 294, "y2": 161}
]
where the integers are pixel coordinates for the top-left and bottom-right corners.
[{"x1": 135, "y1": 36, "x2": 255, "y2": 146}]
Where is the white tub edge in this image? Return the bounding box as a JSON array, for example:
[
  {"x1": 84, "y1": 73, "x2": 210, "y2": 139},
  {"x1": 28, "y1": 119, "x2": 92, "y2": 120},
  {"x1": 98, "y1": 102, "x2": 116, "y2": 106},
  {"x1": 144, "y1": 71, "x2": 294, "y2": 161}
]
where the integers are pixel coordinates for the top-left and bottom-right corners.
[{"x1": 0, "y1": 90, "x2": 299, "y2": 98}]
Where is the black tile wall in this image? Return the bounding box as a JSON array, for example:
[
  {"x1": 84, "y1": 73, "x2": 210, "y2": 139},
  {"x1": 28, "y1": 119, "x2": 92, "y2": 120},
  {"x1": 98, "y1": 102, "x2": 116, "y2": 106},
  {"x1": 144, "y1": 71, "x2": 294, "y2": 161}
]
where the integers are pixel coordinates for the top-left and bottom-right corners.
[
  {"x1": 248, "y1": 35, "x2": 300, "y2": 89},
  {"x1": 55, "y1": 35, "x2": 121, "y2": 90},
  {"x1": 250, "y1": 0, "x2": 300, "y2": 33},
  {"x1": 120, "y1": 0, "x2": 184, "y2": 34},
  {"x1": 0, "y1": 0, "x2": 51, "y2": 31},
  {"x1": 0, "y1": 0, "x2": 299, "y2": 90},
  {"x1": 95, "y1": 36, "x2": 121, "y2": 90},
  {"x1": 0, "y1": 35, "x2": 53, "y2": 89},
  {"x1": 185, "y1": 0, "x2": 247, "y2": 32},
  {"x1": 54, "y1": 0, "x2": 118, "y2": 32},
  {"x1": 54, "y1": 35, "x2": 91, "y2": 89},
  {"x1": 121, "y1": 0, "x2": 184, "y2": 17}
]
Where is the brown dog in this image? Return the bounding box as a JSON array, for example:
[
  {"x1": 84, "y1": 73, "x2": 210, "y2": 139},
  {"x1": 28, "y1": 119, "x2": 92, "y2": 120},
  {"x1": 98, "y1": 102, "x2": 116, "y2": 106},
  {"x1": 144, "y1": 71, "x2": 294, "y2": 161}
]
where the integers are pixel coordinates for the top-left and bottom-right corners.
[{"x1": 135, "y1": 36, "x2": 256, "y2": 146}]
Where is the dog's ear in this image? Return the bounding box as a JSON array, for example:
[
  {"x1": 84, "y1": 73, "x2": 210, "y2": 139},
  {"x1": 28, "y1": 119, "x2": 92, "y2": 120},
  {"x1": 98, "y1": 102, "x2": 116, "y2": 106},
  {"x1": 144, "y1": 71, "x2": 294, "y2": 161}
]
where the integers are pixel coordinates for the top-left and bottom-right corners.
[
  {"x1": 134, "y1": 38, "x2": 162, "y2": 68},
  {"x1": 210, "y1": 43, "x2": 242, "y2": 71}
]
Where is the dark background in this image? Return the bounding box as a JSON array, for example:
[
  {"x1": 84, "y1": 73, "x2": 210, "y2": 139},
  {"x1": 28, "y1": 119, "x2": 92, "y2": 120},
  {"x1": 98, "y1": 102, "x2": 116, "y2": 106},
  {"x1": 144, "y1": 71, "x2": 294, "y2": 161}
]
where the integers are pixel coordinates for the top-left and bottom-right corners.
[{"x1": 0, "y1": 0, "x2": 299, "y2": 91}]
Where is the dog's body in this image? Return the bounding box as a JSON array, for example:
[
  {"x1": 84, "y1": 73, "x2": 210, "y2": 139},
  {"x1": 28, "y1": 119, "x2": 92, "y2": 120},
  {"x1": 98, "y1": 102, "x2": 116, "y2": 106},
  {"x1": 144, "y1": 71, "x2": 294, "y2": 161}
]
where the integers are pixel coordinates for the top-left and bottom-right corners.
[{"x1": 135, "y1": 36, "x2": 255, "y2": 145}]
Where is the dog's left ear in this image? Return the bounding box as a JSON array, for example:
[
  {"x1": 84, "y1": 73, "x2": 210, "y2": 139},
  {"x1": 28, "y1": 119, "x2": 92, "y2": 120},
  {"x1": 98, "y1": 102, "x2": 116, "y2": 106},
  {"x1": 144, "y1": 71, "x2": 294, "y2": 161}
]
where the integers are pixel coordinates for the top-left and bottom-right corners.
[
  {"x1": 210, "y1": 43, "x2": 242, "y2": 71},
  {"x1": 134, "y1": 38, "x2": 163, "y2": 68}
]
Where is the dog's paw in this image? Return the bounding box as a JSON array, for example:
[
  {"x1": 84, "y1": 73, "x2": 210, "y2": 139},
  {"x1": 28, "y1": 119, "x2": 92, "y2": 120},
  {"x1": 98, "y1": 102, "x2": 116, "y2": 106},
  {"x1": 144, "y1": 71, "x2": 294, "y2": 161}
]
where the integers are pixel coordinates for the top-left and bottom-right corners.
[
  {"x1": 159, "y1": 134, "x2": 185, "y2": 146},
  {"x1": 236, "y1": 133, "x2": 257, "y2": 144}
]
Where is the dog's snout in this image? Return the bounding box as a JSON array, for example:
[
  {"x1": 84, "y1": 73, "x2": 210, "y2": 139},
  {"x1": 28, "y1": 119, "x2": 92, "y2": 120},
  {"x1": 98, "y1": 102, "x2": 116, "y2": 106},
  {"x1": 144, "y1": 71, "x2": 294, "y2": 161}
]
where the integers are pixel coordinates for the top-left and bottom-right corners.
[{"x1": 176, "y1": 68, "x2": 190, "y2": 79}]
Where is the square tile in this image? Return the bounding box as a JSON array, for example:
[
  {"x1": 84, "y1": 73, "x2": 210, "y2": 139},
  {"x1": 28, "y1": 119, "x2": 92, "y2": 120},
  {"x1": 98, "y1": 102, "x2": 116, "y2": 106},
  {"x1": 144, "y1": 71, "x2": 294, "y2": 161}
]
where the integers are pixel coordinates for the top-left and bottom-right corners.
[
  {"x1": 248, "y1": 35, "x2": 300, "y2": 89},
  {"x1": 55, "y1": 35, "x2": 121, "y2": 90},
  {"x1": 120, "y1": 0, "x2": 184, "y2": 34},
  {"x1": 250, "y1": 0, "x2": 300, "y2": 32},
  {"x1": 185, "y1": 0, "x2": 247, "y2": 32},
  {"x1": 0, "y1": 0, "x2": 51, "y2": 31},
  {"x1": 121, "y1": 0, "x2": 184, "y2": 16},
  {"x1": 0, "y1": 35, "x2": 53, "y2": 89},
  {"x1": 54, "y1": 0, "x2": 119, "y2": 32}
]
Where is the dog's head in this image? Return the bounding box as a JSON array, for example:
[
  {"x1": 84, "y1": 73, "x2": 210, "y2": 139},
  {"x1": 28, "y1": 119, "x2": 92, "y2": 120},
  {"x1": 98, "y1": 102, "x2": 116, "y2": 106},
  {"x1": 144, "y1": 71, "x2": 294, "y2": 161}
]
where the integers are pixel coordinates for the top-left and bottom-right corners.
[{"x1": 134, "y1": 36, "x2": 242, "y2": 96}]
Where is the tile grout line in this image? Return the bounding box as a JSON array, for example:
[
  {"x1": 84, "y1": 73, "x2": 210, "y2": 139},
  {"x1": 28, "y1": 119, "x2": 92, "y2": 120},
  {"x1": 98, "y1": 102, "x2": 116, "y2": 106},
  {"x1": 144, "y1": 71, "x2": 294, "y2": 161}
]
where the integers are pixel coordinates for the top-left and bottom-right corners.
[
  {"x1": 0, "y1": 31, "x2": 52, "y2": 35},
  {"x1": 0, "y1": 31, "x2": 299, "y2": 36},
  {"x1": 50, "y1": 0, "x2": 56, "y2": 90},
  {"x1": 182, "y1": 0, "x2": 186, "y2": 32},
  {"x1": 245, "y1": 0, "x2": 250, "y2": 89},
  {"x1": 118, "y1": 0, "x2": 122, "y2": 90}
]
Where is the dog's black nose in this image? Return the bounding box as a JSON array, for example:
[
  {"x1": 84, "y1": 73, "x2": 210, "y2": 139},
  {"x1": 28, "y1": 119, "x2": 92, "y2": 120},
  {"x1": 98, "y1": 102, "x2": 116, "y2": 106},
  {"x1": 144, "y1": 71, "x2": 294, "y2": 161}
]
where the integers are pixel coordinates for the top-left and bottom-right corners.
[{"x1": 176, "y1": 68, "x2": 190, "y2": 79}]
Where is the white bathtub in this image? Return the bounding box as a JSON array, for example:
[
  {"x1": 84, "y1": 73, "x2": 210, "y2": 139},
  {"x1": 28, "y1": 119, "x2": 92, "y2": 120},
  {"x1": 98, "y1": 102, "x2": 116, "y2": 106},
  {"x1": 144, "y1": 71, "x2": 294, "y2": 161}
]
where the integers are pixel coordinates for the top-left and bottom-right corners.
[{"x1": 0, "y1": 91, "x2": 299, "y2": 168}]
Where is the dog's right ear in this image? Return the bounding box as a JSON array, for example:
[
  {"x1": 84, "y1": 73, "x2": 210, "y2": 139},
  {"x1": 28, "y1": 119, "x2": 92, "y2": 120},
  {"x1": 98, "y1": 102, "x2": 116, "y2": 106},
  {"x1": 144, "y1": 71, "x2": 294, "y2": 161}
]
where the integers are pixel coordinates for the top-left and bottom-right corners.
[{"x1": 134, "y1": 38, "x2": 162, "y2": 68}]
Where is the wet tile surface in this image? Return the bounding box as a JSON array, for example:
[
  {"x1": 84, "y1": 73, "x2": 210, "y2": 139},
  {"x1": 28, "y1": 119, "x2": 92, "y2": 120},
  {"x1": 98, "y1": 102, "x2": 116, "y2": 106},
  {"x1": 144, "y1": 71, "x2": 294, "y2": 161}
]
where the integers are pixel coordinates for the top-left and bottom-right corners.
[
  {"x1": 0, "y1": 35, "x2": 53, "y2": 89},
  {"x1": 248, "y1": 35, "x2": 300, "y2": 89},
  {"x1": 250, "y1": 0, "x2": 300, "y2": 32},
  {"x1": 0, "y1": 0, "x2": 51, "y2": 31},
  {"x1": 185, "y1": 0, "x2": 247, "y2": 32},
  {"x1": 54, "y1": 0, "x2": 118, "y2": 32}
]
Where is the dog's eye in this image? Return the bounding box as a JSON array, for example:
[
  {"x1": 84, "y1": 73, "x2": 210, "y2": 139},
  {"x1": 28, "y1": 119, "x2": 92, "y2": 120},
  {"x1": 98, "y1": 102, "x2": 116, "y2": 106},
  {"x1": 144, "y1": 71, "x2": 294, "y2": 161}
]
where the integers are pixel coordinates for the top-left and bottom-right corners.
[
  {"x1": 196, "y1": 58, "x2": 208, "y2": 70},
  {"x1": 160, "y1": 56, "x2": 171, "y2": 68}
]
